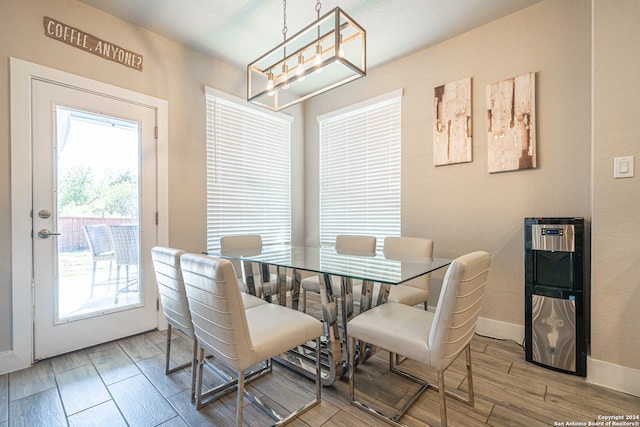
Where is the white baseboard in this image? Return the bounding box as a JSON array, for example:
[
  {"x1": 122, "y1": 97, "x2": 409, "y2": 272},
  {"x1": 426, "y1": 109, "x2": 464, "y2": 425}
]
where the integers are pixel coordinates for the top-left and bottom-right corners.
[
  {"x1": 475, "y1": 316, "x2": 640, "y2": 398},
  {"x1": 587, "y1": 357, "x2": 640, "y2": 397},
  {"x1": 476, "y1": 316, "x2": 524, "y2": 343}
]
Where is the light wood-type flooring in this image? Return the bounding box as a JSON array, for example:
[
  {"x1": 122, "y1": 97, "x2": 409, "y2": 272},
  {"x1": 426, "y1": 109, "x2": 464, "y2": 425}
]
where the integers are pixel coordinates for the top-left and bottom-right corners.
[{"x1": 2, "y1": 297, "x2": 639, "y2": 426}]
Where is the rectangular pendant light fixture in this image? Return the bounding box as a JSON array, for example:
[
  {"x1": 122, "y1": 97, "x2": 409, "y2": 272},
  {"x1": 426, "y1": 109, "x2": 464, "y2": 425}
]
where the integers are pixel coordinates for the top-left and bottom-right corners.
[{"x1": 247, "y1": 7, "x2": 366, "y2": 112}]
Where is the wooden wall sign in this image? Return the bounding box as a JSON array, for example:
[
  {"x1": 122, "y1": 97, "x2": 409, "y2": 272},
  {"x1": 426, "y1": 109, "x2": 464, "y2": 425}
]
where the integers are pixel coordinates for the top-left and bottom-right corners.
[{"x1": 43, "y1": 16, "x2": 143, "y2": 71}]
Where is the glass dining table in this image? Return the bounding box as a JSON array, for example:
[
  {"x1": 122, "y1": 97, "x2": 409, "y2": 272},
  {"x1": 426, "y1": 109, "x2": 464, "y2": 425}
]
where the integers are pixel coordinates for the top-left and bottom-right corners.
[{"x1": 208, "y1": 244, "x2": 452, "y2": 386}]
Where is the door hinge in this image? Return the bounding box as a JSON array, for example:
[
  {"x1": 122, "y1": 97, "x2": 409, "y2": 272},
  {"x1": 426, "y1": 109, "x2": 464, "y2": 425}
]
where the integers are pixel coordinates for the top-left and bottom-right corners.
[
  {"x1": 156, "y1": 297, "x2": 160, "y2": 311},
  {"x1": 154, "y1": 126, "x2": 158, "y2": 139},
  {"x1": 155, "y1": 212, "x2": 159, "y2": 225}
]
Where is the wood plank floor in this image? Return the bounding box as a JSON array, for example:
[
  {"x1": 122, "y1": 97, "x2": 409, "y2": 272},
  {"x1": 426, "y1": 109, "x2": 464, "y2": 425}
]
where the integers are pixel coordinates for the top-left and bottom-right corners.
[{"x1": 2, "y1": 312, "x2": 639, "y2": 426}]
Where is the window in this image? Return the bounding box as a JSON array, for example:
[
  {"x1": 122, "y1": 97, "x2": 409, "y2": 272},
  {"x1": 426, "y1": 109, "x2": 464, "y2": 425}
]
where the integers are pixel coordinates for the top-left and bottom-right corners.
[
  {"x1": 206, "y1": 87, "x2": 292, "y2": 252},
  {"x1": 318, "y1": 90, "x2": 402, "y2": 249}
]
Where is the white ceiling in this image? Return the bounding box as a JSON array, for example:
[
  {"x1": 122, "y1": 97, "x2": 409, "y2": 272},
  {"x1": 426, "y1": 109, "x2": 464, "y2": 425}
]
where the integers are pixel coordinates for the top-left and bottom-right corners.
[{"x1": 79, "y1": 0, "x2": 542, "y2": 71}]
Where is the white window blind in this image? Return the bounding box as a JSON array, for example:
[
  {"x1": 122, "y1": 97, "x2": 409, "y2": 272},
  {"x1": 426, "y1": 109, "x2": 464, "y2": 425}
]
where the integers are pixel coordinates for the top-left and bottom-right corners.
[
  {"x1": 319, "y1": 90, "x2": 402, "y2": 250},
  {"x1": 206, "y1": 88, "x2": 292, "y2": 252}
]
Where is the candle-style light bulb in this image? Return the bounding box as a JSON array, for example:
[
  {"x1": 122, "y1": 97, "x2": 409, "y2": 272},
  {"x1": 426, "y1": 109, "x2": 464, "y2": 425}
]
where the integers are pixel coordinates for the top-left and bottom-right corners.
[
  {"x1": 266, "y1": 71, "x2": 275, "y2": 96},
  {"x1": 266, "y1": 72, "x2": 275, "y2": 90},
  {"x1": 297, "y1": 54, "x2": 305, "y2": 82},
  {"x1": 281, "y1": 64, "x2": 289, "y2": 90},
  {"x1": 314, "y1": 44, "x2": 323, "y2": 72}
]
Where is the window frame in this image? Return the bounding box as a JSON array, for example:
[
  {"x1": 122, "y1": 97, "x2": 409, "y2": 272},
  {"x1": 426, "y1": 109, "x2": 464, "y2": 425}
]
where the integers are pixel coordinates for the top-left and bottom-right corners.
[
  {"x1": 317, "y1": 89, "x2": 403, "y2": 250},
  {"x1": 205, "y1": 87, "x2": 293, "y2": 252}
]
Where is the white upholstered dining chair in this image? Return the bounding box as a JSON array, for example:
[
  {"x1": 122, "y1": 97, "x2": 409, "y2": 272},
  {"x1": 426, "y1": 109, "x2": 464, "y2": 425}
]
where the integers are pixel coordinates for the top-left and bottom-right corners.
[
  {"x1": 180, "y1": 253, "x2": 323, "y2": 426},
  {"x1": 384, "y1": 236, "x2": 434, "y2": 309},
  {"x1": 150, "y1": 246, "x2": 198, "y2": 400},
  {"x1": 351, "y1": 236, "x2": 434, "y2": 312},
  {"x1": 347, "y1": 251, "x2": 491, "y2": 427},
  {"x1": 220, "y1": 234, "x2": 293, "y2": 303},
  {"x1": 300, "y1": 234, "x2": 377, "y2": 312},
  {"x1": 151, "y1": 247, "x2": 269, "y2": 404}
]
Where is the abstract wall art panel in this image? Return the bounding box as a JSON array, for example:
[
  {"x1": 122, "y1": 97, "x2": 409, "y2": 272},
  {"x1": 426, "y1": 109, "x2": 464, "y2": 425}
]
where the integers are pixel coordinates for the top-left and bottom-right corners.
[
  {"x1": 487, "y1": 72, "x2": 537, "y2": 173},
  {"x1": 433, "y1": 77, "x2": 472, "y2": 166}
]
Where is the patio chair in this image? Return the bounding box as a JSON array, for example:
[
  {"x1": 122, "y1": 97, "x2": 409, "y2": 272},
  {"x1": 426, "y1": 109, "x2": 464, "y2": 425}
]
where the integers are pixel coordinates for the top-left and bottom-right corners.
[
  {"x1": 83, "y1": 224, "x2": 115, "y2": 298},
  {"x1": 108, "y1": 224, "x2": 139, "y2": 303}
]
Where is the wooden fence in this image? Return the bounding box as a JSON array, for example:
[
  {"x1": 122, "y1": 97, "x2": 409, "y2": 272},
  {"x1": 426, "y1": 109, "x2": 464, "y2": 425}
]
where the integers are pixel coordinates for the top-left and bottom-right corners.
[{"x1": 58, "y1": 217, "x2": 132, "y2": 252}]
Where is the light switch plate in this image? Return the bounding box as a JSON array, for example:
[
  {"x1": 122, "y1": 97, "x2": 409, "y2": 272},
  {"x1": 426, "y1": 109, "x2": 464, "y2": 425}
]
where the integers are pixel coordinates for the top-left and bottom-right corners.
[{"x1": 614, "y1": 156, "x2": 634, "y2": 179}]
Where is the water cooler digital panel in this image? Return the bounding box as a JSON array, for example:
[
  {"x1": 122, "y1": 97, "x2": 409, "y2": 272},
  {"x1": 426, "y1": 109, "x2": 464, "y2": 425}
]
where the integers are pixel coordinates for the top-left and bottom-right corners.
[{"x1": 524, "y1": 217, "x2": 589, "y2": 377}]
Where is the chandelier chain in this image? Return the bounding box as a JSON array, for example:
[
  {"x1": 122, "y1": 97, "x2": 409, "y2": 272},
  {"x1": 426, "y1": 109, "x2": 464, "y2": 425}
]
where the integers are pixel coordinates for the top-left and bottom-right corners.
[{"x1": 282, "y1": 0, "x2": 288, "y2": 40}]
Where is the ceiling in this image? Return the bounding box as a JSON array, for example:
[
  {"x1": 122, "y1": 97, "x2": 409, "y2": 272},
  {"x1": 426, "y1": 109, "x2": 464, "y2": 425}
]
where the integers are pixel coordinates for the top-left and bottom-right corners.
[{"x1": 79, "y1": 0, "x2": 542, "y2": 71}]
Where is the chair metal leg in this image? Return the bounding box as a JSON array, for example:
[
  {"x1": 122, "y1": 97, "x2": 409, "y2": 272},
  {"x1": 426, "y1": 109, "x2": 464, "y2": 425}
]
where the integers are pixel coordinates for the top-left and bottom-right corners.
[
  {"x1": 164, "y1": 325, "x2": 172, "y2": 374},
  {"x1": 465, "y1": 344, "x2": 475, "y2": 406},
  {"x1": 195, "y1": 347, "x2": 205, "y2": 409},
  {"x1": 164, "y1": 325, "x2": 193, "y2": 375},
  {"x1": 349, "y1": 337, "x2": 356, "y2": 402},
  {"x1": 236, "y1": 369, "x2": 245, "y2": 427},
  {"x1": 353, "y1": 344, "x2": 474, "y2": 426},
  {"x1": 315, "y1": 336, "x2": 322, "y2": 402},
  {"x1": 438, "y1": 370, "x2": 448, "y2": 427},
  {"x1": 432, "y1": 345, "x2": 476, "y2": 427},
  {"x1": 190, "y1": 339, "x2": 198, "y2": 403},
  {"x1": 194, "y1": 358, "x2": 271, "y2": 411},
  {"x1": 241, "y1": 340, "x2": 321, "y2": 425},
  {"x1": 193, "y1": 340, "x2": 321, "y2": 425},
  {"x1": 436, "y1": 346, "x2": 475, "y2": 406},
  {"x1": 90, "y1": 261, "x2": 97, "y2": 298},
  {"x1": 114, "y1": 265, "x2": 121, "y2": 303},
  {"x1": 350, "y1": 339, "x2": 420, "y2": 426}
]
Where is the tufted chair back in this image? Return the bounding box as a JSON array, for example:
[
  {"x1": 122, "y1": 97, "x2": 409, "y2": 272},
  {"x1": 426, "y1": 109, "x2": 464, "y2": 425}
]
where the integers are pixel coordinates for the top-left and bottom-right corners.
[
  {"x1": 181, "y1": 253, "x2": 254, "y2": 371},
  {"x1": 220, "y1": 234, "x2": 263, "y2": 279},
  {"x1": 181, "y1": 253, "x2": 323, "y2": 425},
  {"x1": 151, "y1": 246, "x2": 193, "y2": 338},
  {"x1": 335, "y1": 234, "x2": 377, "y2": 255},
  {"x1": 428, "y1": 251, "x2": 491, "y2": 371},
  {"x1": 383, "y1": 236, "x2": 434, "y2": 291}
]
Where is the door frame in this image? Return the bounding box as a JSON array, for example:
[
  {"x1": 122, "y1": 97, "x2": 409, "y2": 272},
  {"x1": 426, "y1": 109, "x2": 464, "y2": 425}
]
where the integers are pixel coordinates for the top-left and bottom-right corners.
[{"x1": 4, "y1": 57, "x2": 168, "y2": 374}]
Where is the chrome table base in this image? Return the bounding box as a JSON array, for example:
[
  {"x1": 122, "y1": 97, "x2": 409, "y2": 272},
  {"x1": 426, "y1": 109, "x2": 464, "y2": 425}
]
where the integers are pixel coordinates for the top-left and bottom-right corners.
[{"x1": 241, "y1": 261, "x2": 387, "y2": 386}]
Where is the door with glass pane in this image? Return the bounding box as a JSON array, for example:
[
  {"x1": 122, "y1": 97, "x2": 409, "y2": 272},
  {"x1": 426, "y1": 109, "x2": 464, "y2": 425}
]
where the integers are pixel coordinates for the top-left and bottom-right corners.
[{"x1": 32, "y1": 79, "x2": 158, "y2": 360}]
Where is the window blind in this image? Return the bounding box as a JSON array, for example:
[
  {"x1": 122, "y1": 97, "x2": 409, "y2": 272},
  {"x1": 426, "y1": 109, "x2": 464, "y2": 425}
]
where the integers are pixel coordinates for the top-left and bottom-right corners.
[
  {"x1": 319, "y1": 90, "x2": 402, "y2": 250},
  {"x1": 206, "y1": 88, "x2": 292, "y2": 252}
]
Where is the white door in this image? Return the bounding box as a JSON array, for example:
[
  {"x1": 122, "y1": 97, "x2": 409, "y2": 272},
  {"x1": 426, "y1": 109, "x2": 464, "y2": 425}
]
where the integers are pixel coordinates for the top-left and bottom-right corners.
[{"x1": 32, "y1": 79, "x2": 158, "y2": 360}]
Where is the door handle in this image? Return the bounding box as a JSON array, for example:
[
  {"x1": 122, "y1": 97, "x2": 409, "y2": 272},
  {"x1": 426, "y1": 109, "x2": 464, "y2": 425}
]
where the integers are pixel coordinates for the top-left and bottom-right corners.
[{"x1": 38, "y1": 229, "x2": 62, "y2": 239}]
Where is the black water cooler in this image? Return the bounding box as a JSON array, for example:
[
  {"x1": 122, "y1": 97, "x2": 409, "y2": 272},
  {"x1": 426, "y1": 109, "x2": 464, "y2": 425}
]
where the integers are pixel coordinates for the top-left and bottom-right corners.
[{"x1": 524, "y1": 217, "x2": 590, "y2": 376}]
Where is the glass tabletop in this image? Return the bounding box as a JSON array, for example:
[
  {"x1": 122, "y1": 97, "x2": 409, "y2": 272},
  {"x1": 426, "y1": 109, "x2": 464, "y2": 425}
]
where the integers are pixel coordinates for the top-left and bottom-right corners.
[{"x1": 210, "y1": 244, "x2": 452, "y2": 285}]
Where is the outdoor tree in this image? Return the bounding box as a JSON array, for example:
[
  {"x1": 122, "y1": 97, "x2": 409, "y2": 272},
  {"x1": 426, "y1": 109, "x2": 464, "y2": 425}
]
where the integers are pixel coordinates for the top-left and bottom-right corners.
[
  {"x1": 58, "y1": 166, "x2": 138, "y2": 218},
  {"x1": 103, "y1": 169, "x2": 138, "y2": 218},
  {"x1": 58, "y1": 165, "x2": 101, "y2": 215}
]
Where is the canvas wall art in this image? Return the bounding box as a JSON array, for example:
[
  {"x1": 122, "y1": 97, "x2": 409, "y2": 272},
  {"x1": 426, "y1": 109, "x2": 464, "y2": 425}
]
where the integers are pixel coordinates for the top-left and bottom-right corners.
[
  {"x1": 433, "y1": 77, "x2": 472, "y2": 166},
  {"x1": 486, "y1": 72, "x2": 537, "y2": 173}
]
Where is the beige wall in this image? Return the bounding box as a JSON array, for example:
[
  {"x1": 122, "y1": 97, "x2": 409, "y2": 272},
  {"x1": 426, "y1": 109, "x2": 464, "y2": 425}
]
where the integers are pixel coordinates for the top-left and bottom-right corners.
[
  {"x1": 305, "y1": 0, "x2": 637, "y2": 376},
  {"x1": 0, "y1": 0, "x2": 304, "y2": 352},
  {"x1": 306, "y1": 0, "x2": 591, "y2": 326},
  {"x1": 592, "y1": 0, "x2": 640, "y2": 370},
  {"x1": 1, "y1": 0, "x2": 639, "y2": 384}
]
